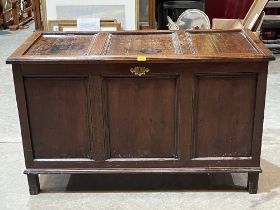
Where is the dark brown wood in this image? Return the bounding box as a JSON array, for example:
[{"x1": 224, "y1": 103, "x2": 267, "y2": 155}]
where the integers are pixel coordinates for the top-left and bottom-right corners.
[
  {"x1": 105, "y1": 77, "x2": 177, "y2": 159},
  {"x1": 6, "y1": 30, "x2": 274, "y2": 194},
  {"x1": 27, "y1": 174, "x2": 40, "y2": 195},
  {"x1": 193, "y1": 73, "x2": 257, "y2": 158},
  {"x1": 24, "y1": 76, "x2": 91, "y2": 159},
  {"x1": 248, "y1": 172, "x2": 259, "y2": 194},
  {"x1": 24, "y1": 167, "x2": 262, "y2": 174},
  {"x1": 12, "y1": 65, "x2": 35, "y2": 167}
]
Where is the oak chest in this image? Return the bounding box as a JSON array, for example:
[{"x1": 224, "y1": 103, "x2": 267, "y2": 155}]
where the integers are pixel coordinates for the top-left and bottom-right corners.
[{"x1": 7, "y1": 29, "x2": 275, "y2": 194}]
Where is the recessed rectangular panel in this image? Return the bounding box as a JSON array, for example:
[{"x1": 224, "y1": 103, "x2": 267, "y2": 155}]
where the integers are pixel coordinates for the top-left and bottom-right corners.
[
  {"x1": 25, "y1": 34, "x2": 98, "y2": 56},
  {"x1": 193, "y1": 73, "x2": 257, "y2": 158},
  {"x1": 105, "y1": 33, "x2": 182, "y2": 55},
  {"x1": 105, "y1": 77, "x2": 178, "y2": 159},
  {"x1": 24, "y1": 77, "x2": 91, "y2": 159},
  {"x1": 188, "y1": 31, "x2": 260, "y2": 55}
]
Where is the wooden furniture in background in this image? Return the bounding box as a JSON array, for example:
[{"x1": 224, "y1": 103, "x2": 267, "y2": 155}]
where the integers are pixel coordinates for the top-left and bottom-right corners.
[
  {"x1": 9, "y1": 0, "x2": 20, "y2": 30},
  {"x1": 9, "y1": 0, "x2": 33, "y2": 30},
  {"x1": 0, "y1": 0, "x2": 16, "y2": 28},
  {"x1": 33, "y1": 0, "x2": 42, "y2": 29},
  {"x1": 7, "y1": 29, "x2": 274, "y2": 195},
  {"x1": 262, "y1": 0, "x2": 280, "y2": 52}
]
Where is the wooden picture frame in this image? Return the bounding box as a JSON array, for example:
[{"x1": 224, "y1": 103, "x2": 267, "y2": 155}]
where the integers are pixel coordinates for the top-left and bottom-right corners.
[
  {"x1": 33, "y1": 0, "x2": 42, "y2": 29},
  {"x1": 42, "y1": 0, "x2": 139, "y2": 31},
  {"x1": 242, "y1": 0, "x2": 269, "y2": 30},
  {"x1": 47, "y1": 19, "x2": 121, "y2": 32},
  {"x1": 139, "y1": 0, "x2": 156, "y2": 29},
  {"x1": 149, "y1": 0, "x2": 156, "y2": 29}
]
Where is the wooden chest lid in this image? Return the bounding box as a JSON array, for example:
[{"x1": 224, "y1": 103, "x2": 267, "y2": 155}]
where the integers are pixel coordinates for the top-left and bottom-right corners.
[{"x1": 7, "y1": 29, "x2": 275, "y2": 64}]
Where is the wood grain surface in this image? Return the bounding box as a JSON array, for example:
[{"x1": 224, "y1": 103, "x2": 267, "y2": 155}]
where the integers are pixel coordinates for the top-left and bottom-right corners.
[{"x1": 6, "y1": 30, "x2": 275, "y2": 64}]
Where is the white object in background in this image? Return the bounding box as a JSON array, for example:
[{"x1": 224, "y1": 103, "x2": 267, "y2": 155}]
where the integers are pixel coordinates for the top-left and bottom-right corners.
[
  {"x1": 101, "y1": 27, "x2": 118, "y2": 31},
  {"x1": 167, "y1": 9, "x2": 211, "y2": 30},
  {"x1": 167, "y1": 16, "x2": 179, "y2": 30},
  {"x1": 177, "y1": 9, "x2": 211, "y2": 30},
  {"x1": 63, "y1": 27, "x2": 79, "y2": 32},
  {"x1": 53, "y1": 25, "x2": 59, "y2": 31},
  {"x1": 77, "y1": 18, "x2": 101, "y2": 31}
]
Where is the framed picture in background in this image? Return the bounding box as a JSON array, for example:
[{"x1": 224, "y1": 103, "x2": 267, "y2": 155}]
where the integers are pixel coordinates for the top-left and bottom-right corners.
[
  {"x1": 47, "y1": 19, "x2": 121, "y2": 32},
  {"x1": 42, "y1": 0, "x2": 139, "y2": 31},
  {"x1": 139, "y1": 0, "x2": 156, "y2": 29}
]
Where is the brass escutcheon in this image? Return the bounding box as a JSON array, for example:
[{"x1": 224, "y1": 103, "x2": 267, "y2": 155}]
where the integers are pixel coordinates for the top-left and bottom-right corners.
[{"x1": 130, "y1": 66, "x2": 150, "y2": 76}]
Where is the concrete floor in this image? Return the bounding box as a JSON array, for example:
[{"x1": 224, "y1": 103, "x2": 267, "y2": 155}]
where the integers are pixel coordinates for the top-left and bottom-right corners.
[{"x1": 0, "y1": 23, "x2": 280, "y2": 210}]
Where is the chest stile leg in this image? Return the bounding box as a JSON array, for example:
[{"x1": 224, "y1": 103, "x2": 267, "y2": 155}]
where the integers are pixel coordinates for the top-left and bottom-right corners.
[
  {"x1": 247, "y1": 172, "x2": 260, "y2": 194},
  {"x1": 27, "y1": 174, "x2": 40, "y2": 195}
]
